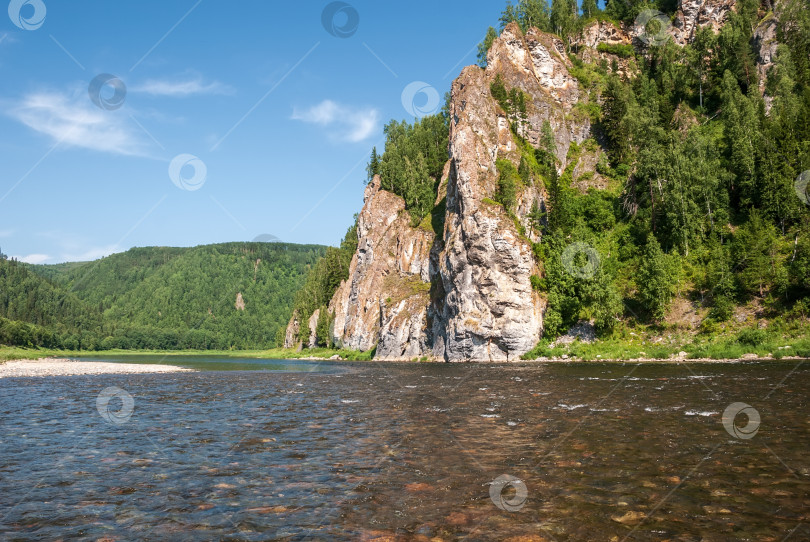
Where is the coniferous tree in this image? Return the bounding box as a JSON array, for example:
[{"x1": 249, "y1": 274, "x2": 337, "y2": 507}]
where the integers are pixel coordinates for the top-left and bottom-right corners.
[
  {"x1": 495, "y1": 159, "x2": 520, "y2": 213},
  {"x1": 478, "y1": 27, "x2": 499, "y2": 67},
  {"x1": 688, "y1": 27, "x2": 717, "y2": 110},
  {"x1": 550, "y1": 0, "x2": 578, "y2": 50},
  {"x1": 721, "y1": 71, "x2": 759, "y2": 210},
  {"x1": 601, "y1": 76, "x2": 631, "y2": 163},
  {"x1": 733, "y1": 210, "x2": 785, "y2": 297},
  {"x1": 581, "y1": 0, "x2": 598, "y2": 19},
  {"x1": 638, "y1": 235, "x2": 680, "y2": 321},
  {"x1": 366, "y1": 147, "x2": 381, "y2": 184}
]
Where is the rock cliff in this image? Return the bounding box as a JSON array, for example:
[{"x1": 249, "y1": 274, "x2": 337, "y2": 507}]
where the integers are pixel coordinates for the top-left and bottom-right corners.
[
  {"x1": 282, "y1": 4, "x2": 783, "y2": 361},
  {"x1": 328, "y1": 175, "x2": 434, "y2": 359},
  {"x1": 671, "y1": 0, "x2": 736, "y2": 45},
  {"x1": 286, "y1": 22, "x2": 591, "y2": 361},
  {"x1": 573, "y1": 20, "x2": 637, "y2": 80},
  {"x1": 430, "y1": 22, "x2": 590, "y2": 361},
  {"x1": 754, "y1": 12, "x2": 779, "y2": 108}
]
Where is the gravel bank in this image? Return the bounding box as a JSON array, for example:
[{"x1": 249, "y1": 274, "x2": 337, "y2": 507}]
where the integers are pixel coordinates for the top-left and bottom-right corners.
[{"x1": 0, "y1": 358, "x2": 196, "y2": 378}]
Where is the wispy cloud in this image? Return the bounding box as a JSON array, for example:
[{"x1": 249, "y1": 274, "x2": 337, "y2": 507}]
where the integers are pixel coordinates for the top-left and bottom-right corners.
[
  {"x1": 16, "y1": 253, "x2": 50, "y2": 265},
  {"x1": 133, "y1": 76, "x2": 234, "y2": 97},
  {"x1": 7, "y1": 88, "x2": 151, "y2": 157},
  {"x1": 292, "y1": 100, "x2": 379, "y2": 143},
  {"x1": 0, "y1": 229, "x2": 13, "y2": 238},
  {"x1": 59, "y1": 244, "x2": 119, "y2": 262},
  {"x1": 13, "y1": 243, "x2": 120, "y2": 265}
]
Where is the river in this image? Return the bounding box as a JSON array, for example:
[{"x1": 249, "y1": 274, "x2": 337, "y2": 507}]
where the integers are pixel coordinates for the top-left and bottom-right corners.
[{"x1": 1, "y1": 358, "x2": 807, "y2": 540}]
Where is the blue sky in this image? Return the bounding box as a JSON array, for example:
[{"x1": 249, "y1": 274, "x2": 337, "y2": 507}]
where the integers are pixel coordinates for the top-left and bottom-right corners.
[{"x1": 0, "y1": 0, "x2": 505, "y2": 264}]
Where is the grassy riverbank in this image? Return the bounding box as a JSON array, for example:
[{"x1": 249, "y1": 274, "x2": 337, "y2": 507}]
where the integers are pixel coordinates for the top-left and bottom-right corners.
[
  {"x1": 522, "y1": 321, "x2": 810, "y2": 361},
  {"x1": 522, "y1": 335, "x2": 810, "y2": 361},
  {"x1": 0, "y1": 346, "x2": 375, "y2": 363},
  {"x1": 3, "y1": 321, "x2": 809, "y2": 364}
]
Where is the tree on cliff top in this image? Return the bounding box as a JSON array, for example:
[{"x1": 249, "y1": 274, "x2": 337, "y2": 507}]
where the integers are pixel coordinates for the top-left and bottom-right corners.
[
  {"x1": 376, "y1": 114, "x2": 449, "y2": 224},
  {"x1": 478, "y1": 27, "x2": 499, "y2": 67},
  {"x1": 366, "y1": 147, "x2": 381, "y2": 184}
]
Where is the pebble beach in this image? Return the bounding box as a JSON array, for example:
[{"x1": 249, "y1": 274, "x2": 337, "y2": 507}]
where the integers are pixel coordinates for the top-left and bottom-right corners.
[{"x1": 0, "y1": 358, "x2": 195, "y2": 378}]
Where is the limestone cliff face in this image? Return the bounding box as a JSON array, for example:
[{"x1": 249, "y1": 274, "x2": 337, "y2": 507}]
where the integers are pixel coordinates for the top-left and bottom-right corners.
[
  {"x1": 307, "y1": 309, "x2": 320, "y2": 349},
  {"x1": 328, "y1": 175, "x2": 434, "y2": 359},
  {"x1": 754, "y1": 13, "x2": 779, "y2": 108},
  {"x1": 573, "y1": 20, "x2": 637, "y2": 80},
  {"x1": 288, "y1": 23, "x2": 590, "y2": 361},
  {"x1": 284, "y1": 310, "x2": 303, "y2": 351},
  {"x1": 487, "y1": 24, "x2": 588, "y2": 165},
  {"x1": 576, "y1": 19, "x2": 632, "y2": 49},
  {"x1": 671, "y1": 0, "x2": 736, "y2": 45},
  {"x1": 428, "y1": 22, "x2": 589, "y2": 361}
]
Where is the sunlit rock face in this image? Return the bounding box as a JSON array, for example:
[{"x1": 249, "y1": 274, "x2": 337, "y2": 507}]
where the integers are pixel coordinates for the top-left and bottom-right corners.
[
  {"x1": 753, "y1": 12, "x2": 779, "y2": 109},
  {"x1": 671, "y1": 0, "x2": 736, "y2": 45},
  {"x1": 286, "y1": 23, "x2": 595, "y2": 361},
  {"x1": 328, "y1": 175, "x2": 433, "y2": 359}
]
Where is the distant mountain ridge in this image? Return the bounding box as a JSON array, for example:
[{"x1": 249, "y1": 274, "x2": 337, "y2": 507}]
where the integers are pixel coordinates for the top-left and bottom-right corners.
[{"x1": 0, "y1": 242, "x2": 326, "y2": 350}]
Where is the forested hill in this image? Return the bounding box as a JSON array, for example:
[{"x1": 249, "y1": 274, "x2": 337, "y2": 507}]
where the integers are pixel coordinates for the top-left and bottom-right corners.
[
  {"x1": 0, "y1": 243, "x2": 326, "y2": 350},
  {"x1": 284, "y1": 0, "x2": 810, "y2": 361}
]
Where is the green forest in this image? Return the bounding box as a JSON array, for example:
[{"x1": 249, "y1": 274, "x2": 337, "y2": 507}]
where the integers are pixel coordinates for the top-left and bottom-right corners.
[
  {"x1": 295, "y1": 0, "x2": 809, "y2": 355},
  {"x1": 288, "y1": 0, "x2": 810, "y2": 356},
  {"x1": 491, "y1": 0, "x2": 810, "y2": 349},
  {"x1": 0, "y1": 243, "x2": 325, "y2": 351}
]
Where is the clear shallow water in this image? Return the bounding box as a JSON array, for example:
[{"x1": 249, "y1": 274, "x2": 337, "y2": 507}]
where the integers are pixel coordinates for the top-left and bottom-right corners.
[
  {"x1": 1, "y1": 360, "x2": 808, "y2": 541},
  {"x1": 71, "y1": 354, "x2": 339, "y2": 373}
]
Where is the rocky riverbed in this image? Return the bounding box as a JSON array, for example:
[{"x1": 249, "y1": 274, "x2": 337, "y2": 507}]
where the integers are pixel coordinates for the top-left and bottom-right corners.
[{"x1": 0, "y1": 358, "x2": 195, "y2": 378}]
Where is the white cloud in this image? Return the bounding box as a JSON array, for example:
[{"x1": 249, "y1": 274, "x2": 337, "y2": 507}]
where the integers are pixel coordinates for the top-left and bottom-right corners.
[
  {"x1": 133, "y1": 77, "x2": 234, "y2": 97},
  {"x1": 0, "y1": 229, "x2": 13, "y2": 238},
  {"x1": 16, "y1": 253, "x2": 50, "y2": 264},
  {"x1": 292, "y1": 100, "x2": 379, "y2": 143},
  {"x1": 7, "y1": 89, "x2": 151, "y2": 157},
  {"x1": 59, "y1": 244, "x2": 120, "y2": 262},
  {"x1": 12, "y1": 244, "x2": 121, "y2": 265}
]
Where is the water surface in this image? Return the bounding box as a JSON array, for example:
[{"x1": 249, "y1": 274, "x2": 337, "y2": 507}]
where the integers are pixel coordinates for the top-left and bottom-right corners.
[
  {"x1": 73, "y1": 354, "x2": 338, "y2": 373},
  {"x1": 1, "y1": 360, "x2": 808, "y2": 540}
]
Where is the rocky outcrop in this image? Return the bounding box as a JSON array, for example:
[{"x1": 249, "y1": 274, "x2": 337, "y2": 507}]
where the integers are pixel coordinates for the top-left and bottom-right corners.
[
  {"x1": 487, "y1": 24, "x2": 588, "y2": 166},
  {"x1": 754, "y1": 13, "x2": 779, "y2": 107},
  {"x1": 286, "y1": 23, "x2": 591, "y2": 361},
  {"x1": 427, "y1": 23, "x2": 589, "y2": 360},
  {"x1": 573, "y1": 20, "x2": 637, "y2": 83},
  {"x1": 433, "y1": 22, "x2": 588, "y2": 361},
  {"x1": 307, "y1": 309, "x2": 320, "y2": 349},
  {"x1": 575, "y1": 19, "x2": 632, "y2": 49},
  {"x1": 328, "y1": 175, "x2": 434, "y2": 359},
  {"x1": 671, "y1": 0, "x2": 736, "y2": 45},
  {"x1": 284, "y1": 311, "x2": 302, "y2": 351}
]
